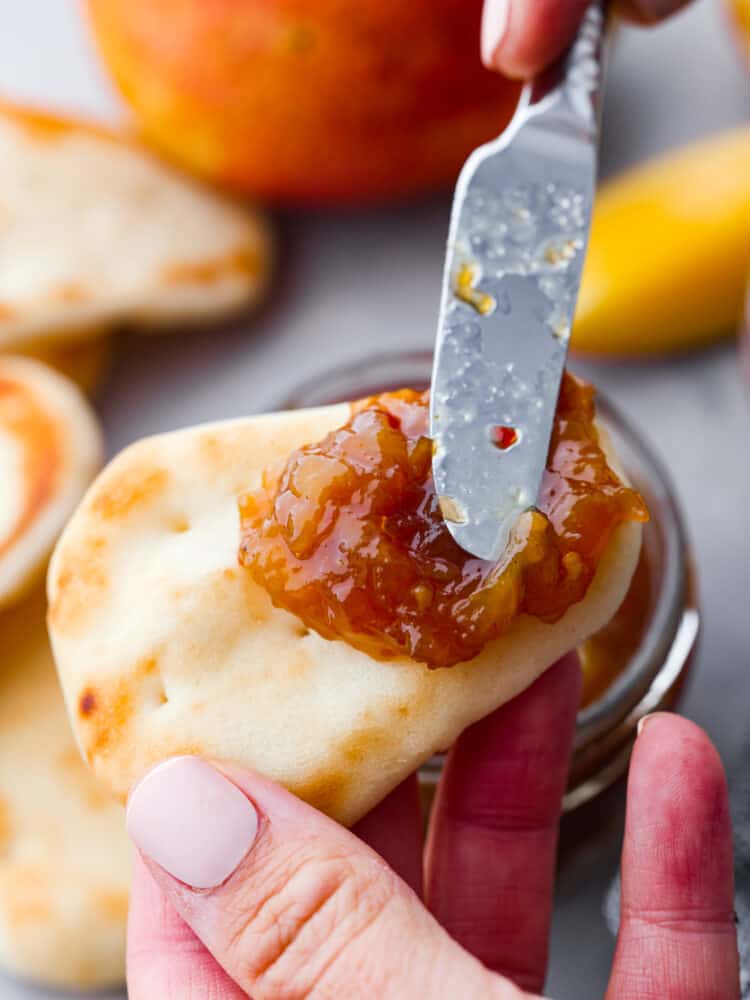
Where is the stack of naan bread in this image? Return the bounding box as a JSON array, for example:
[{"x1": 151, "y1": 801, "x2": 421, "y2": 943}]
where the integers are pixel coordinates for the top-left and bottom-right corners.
[{"x1": 0, "y1": 102, "x2": 272, "y2": 990}]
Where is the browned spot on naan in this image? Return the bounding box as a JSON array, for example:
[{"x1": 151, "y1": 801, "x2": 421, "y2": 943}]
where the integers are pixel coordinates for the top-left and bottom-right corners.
[
  {"x1": 286, "y1": 729, "x2": 389, "y2": 816},
  {"x1": 197, "y1": 427, "x2": 269, "y2": 496},
  {"x1": 136, "y1": 655, "x2": 168, "y2": 710},
  {"x1": 0, "y1": 302, "x2": 16, "y2": 321},
  {"x1": 4, "y1": 865, "x2": 53, "y2": 926},
  {"x1": 161, "y1": 247, "x2": 259, "y2": 286},
  {"x1": 48, "y1": 537, "x2": 108, "y2": 634},
  {"x1": 0, "y1": 101, "x2": 115, "y2": 143},
  {"x1": 138, "y1": 655, "x2": 159, "y2": 676},
  {"x1": 86, "y1": 783, "x2": 116, "y2": 811},
  {"x1": 79, "y1": 688, "x2": 97, "y2": 717},
  {"x1": 289, "y1": 771, "x2": 348, "y2": 818},
  {"x1": 91, "y1": 467, "x2": 168, "y2": 521},
  {"x1": 0, "y1": 374, "x2": 63, "y2": 558},
  {"x1": 25, "y1": 332, "x2": 113, "y2": 395},
  {"x1": 8, "y1": 896, "x2": 54, "y2": 926},
  {"x1": 0, "y1": 797, "x2": 13, "y2": 853},
  {"x1": 197, "y1": 430, "x2": 242, "y2": 479},
  {"x1": 339, "y1": 726, "x2": 389, "y2": 766},
  {"x1": 171, "y1": 743, "x2": 203, "y2": 759},
  {"x1": 79, "y1": 678, "x2": 134, "y2": 761},
  {"x1": 284, "y1": 649, "x2": 313, "y2": 680},
  {"x1": 93, "y1": 888, "x2": 129, "y2": 924},
  {"x1": 52, "y1": 282, "x2": 89, "y2": 304}
]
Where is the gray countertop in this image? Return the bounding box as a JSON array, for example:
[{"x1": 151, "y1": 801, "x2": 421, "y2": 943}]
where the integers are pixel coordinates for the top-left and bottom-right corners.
[{"x1": 1, "y1": 2, "x2": 749, "y2": 997}]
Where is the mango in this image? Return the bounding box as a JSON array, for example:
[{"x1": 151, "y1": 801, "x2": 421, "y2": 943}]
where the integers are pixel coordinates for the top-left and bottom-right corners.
[
  {"x1": 85, "y1": 0, "x2": 521, "y2": 205},
  {"x1": 573, "y1": 127, "x2": 750, "y2": 357},
  {"x1": 729, "y1": 0, "x2": 750, "y2": 62}
]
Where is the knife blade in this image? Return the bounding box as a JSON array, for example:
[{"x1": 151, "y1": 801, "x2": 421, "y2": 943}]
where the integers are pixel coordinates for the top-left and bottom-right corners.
[{"x1": 430, "y1": 1, "x2": 608, "y2": 563}]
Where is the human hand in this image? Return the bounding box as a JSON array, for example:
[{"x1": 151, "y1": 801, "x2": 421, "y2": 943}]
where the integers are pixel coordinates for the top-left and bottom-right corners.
[
  {"x1": 126, "y1": 654, "x2": 740, "y2": 998},
  {"x1": 481, "y1": 0, "x2": 693, "y2": 80}
]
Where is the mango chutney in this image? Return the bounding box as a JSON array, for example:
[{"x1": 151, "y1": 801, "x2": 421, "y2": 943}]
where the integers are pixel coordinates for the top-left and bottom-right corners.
[{"x1": 239, "y1": 373, "x2": 648, "y2": 668}]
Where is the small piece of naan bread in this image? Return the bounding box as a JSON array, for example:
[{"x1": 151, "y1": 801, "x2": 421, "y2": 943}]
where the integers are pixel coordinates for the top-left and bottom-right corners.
[
  {"x1": 0, "y1": 103, "x2": 272, "y2": 351},
  {"x1": 14, "y1": 331, "x2": 114, "y2": 394},
  {"x1": 48, "y1": 405, "x2": 642, "y2": 827},
  {"x1": 0, "y1": 356, "x2": 101, "y2": 611},
  {"x1": 0, "y1": 588, "x2": 130, "y2": 990}
]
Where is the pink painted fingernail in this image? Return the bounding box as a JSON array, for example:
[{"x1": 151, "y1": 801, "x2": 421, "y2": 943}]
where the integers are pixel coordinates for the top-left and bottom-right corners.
[
  {"x1": 127, "y1": 757, "x2": 259, "y2": 890},
  {"x1": 481, "y1": 0, "x2": 511, "y2": 68}
]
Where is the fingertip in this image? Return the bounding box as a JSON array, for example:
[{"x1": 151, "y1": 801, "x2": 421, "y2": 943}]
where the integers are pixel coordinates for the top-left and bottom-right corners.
[
  {"x1": 612, "y1": 723, "x2": 739, "y2": 996},
  {"x1": 481, "y1": 0, "x2": 511, "y2": 70},
  {"x1": 484, "y1": 0, "x2": 592, "y2": 80},
  {"x1": 630, "y1": 712, "x2": 730, "y2": 815},
  {"x1": 632, "y1": 712, "x2": 727, "y2": 795},
  {"x1": 625, "y1": 712, "x2": 733, "y2": 911},
  {"x1": 127, "y1": 756, "x2": 260, "y2": 891}
]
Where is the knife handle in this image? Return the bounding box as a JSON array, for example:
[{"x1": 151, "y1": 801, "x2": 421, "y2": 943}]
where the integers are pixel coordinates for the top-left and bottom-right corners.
[{"x1": 523, "y1": 0, "x2": 610, "y2": 139}]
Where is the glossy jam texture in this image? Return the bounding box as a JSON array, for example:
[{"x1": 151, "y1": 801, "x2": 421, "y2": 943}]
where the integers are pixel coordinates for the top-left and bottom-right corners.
[{"x1": 238, "y1": 373, "x2": 648, "y2": 668}]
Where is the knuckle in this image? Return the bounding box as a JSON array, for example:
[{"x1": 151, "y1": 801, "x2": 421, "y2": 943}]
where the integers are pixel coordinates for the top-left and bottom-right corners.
[
  {"x1": 224, "y1": 847, "x2": 394, "y2": 999},
  {"x1": 623, "y1": 902, "x2": 737, "y2": 936}
]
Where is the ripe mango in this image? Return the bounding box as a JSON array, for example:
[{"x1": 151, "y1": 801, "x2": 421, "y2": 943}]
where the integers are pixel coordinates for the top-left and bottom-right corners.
[
  {"x1": 573, "y1": 127, "x2": 750, "y2": 357},
  {"x1": 729, "y1": 0, "x2": 750, "y2": 62}
]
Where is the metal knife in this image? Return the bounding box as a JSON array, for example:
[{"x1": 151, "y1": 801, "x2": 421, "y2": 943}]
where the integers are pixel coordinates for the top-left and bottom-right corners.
[{"x1": 430, "y1": 1, "x2": 608, "y2": 562}]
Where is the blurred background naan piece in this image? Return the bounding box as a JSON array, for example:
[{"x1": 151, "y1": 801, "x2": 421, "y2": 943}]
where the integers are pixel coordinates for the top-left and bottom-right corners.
[
  {"x1": 14, "y1": 332, "x2": 114, "y2": 396},
  {"x1": 0, "y1": 103, "x2": 273, "y2": 352},
  {"x1": 0, "y1": 356, "x2": 101, "y2": 611},
  {"x1": 0, "y1": 588, "x2": 130, "y2": 991}
]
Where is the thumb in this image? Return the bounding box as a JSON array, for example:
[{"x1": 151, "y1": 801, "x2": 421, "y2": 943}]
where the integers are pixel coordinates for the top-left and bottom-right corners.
[{"x1": 126, "y1": 756, "x2": 521, "y2": 1000}]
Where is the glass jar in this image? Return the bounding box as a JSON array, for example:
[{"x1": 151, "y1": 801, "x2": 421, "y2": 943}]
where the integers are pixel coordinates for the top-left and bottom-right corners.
[{"x1": 282, "y1": 351, "x2": 700, "y2": 811}]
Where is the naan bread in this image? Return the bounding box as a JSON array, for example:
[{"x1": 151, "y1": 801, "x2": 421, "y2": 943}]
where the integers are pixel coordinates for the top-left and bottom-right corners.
[
  {"x1": 15, "y1": 331, "x2": 114, "y2": 394},
  {"x1": 0, "y1": 102, "x2": 272, "y2": 351},
  {"x1": 48, "y1": 405, "x2": 641, "y2": 827},
  {"x1": 0, "y1": 356, "x2": 101, "y2": 610},
  {"x1": 0, "y1": 588, "x2": 130, "y2": 990}
]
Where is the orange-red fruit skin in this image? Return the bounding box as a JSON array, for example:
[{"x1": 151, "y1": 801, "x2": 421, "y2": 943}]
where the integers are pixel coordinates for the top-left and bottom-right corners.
[{"x1": 87, "y1": 0, "x2": 522, "y2": 204}]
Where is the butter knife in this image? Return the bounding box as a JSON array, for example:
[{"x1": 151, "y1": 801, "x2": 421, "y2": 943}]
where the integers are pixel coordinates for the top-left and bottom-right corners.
[{"x1": 430, "y1": 1, "x2": 608, "y2": 562}]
